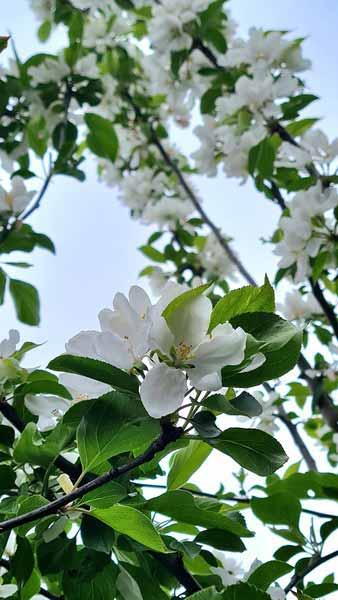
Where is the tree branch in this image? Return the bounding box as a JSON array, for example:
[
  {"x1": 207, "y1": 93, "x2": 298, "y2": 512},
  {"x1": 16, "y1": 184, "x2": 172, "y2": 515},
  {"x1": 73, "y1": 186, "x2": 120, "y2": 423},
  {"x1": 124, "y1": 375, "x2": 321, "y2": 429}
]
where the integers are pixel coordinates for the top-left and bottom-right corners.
[
  {"x1": 151, "y1": 135, "x2": 257, "y2": 286},
  {"x1": 133, "y1": 482, "x2": 337, "y2": 519},
  {"x1": 309, "y1": 277, "x2": 338, "y2": 340},
  {"x1": 150, "y1": 552, "x2": 201, "y2": 595},
  {"x1": 284, "y1": 550, "x2": 338, "y2": 595},
  {"x1": 0, "y1": 421, "x2": 182, "y2": 534},
  {"x1": 277, "y1": 404, "x2": 318, "y2": 471}
]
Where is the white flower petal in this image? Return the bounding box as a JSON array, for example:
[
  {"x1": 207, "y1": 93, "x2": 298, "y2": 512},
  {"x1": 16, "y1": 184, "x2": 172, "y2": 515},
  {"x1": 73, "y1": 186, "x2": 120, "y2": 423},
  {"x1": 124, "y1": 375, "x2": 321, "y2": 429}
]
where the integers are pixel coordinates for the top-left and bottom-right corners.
[
  {"x1": 188, "y1": 368, "x2": 222, "y2": 391},
  {"x1": 168, "y1": 294, "x2": 212, "y2": 349},
  {"x1": 129, "y1": 285, "x2": 151, "y2": 314},
  {"x1": 192, "y1": 325, "x2": 247, "y2": 372},
  {"x1": 140, "y1": 363, "x2": 187, "y2": 418},
  {"x1": 0, "y1": 584, "x2": 18, "y2": 598},
  {"x1": 96, "y1": 331, "x2": 134, "y2": 370},
  {"x1": 65, "y1": 330, "x2": 102, "y2": 359},
  {"x1": 240, "y1": 352, "x2": 266, "y2": 373}
]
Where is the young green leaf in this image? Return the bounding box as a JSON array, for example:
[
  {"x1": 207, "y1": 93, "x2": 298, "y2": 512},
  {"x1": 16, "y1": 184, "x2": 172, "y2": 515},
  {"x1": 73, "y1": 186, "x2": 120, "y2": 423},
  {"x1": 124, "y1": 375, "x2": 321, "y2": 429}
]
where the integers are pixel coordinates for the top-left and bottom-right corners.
[
  {"x1": 251, "y1": 492, "x2": 301, "y2": 528},
  {"x1": 144, "y1": 490, "x2": 253, "y2": 537},
  {"x1": 222, "y1": 312, "x2": 302, "y2": 387},
  {"x1": 77, "y1": 393, "x2": 160, "y2": 473},
  {"x1": 167, "y1": 440, "x2": 212, "y2": 490},
  {"x1": 205, "y1": 428, "x2": 288, "y2": 476},
  {"x1": 91, "y1": 504, "x2": 168, "y2": 552},
  {"x1": 9, "y1": 278, "x2": 40, "y2": 325},
  {"x1": 85, "y1": 113, "x2": 118, "y2": 162},
  {"x1": 48, "y1": 354, "x2": 139, "y2": 394},
  {"x1": 209, "y1": 277, "x2": 275, "y2": 331},
  {"x1": 248, "y1": 560, "x2": 293, "y2": 589}
]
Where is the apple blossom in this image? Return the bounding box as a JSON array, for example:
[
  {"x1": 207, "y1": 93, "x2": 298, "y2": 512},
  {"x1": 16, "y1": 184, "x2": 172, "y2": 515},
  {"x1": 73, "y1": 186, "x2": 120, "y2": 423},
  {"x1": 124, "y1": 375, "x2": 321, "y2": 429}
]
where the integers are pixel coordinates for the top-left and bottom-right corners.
[
  {"x1": 0, "y1": 178, "x2": 35, "y2": 215},
  {"x1": 211, "y1": 551, "x2": 243, "y2": 586},
  {"x1": 25, "y1": 394, "x2": 71, "y2": 431}
]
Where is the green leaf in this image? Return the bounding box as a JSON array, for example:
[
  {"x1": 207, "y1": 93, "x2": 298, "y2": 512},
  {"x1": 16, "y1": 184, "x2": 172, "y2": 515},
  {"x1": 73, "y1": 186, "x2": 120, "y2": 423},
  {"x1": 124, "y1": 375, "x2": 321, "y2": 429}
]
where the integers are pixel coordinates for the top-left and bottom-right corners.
[
  {"x1": 63, "y1": 557, "x2": 117, "y2": 600},
  {"x1": 248, "y1": 138, "x2": 276, "y2": 178},
  {"x1": 0, "y1": 465, "x2": 16, "y2": 492},
  {"x1": 248, "y1": 560, "x2": 293, "y2": 589},
  {"x1": 26, "y1": 117, "x2": 48, "y2": 157},
  {"x1": 12, "y1": 537, "x2": 34, "y2": 587},
  {"x1": 281, "y1": 94, "x2": 318, "y2": 119},
  {"x1": 81, "y1": 514, "x2": 115, "y2": 554},
  {"x1": 162, "y1": 282, "x2": 212, "y2": 321},
  {"x1": 188, "y1": 588, "x2": 223, "y2": 600},
  {"x1": 91, "y1": 504, "x2": 167, "y2": 552},
  {"x1": 209, "y1": 278, "x2": 275, "y2": 331},
  {"x1": 13, "y1": 422, "x2": 74, "y2": 467},
  {"x1": 0, "y1": 267, "x2": 6, "y2": 304},
  {"x1": 167, "y1": 440, "x2": 212, "y2": 490},
  {"x1": 286, "y1": 118, "x2": 318, "y2": 137},
  {"x1": 195, "y1": 528, "x2": 246, "y2": 552},
  {"x1": 201, "y1": 86, "x2": 222, "y2": 114},
  {"x1": 79, "y1": 481, "x2": 127, "y2": 509},
  {"x1": 48, "y1": 354, "x2": 139, "y2": 394},
  {"x1": 222, "y1": 312, "x2": 302, "y2": 387},
  {"x1": 251, "y1": 493, "x2": 301, "y2": 528},
  {"x1": 202, "y1": 391, "x2": 262, "y2": 417},
  {"x1": 9, "y1": 278, "x2": 40, "y2": 325},
  {"x1": 37, "y1": 20, "x2": 52, "y2": 42},
  {"x1": 305, "y1": 583, "x2": 338, "y2": 598},
  {"x1": 144, "y1": 490, "x2": 253, "y2": 537},
  {"x1": 139, "y1": 245, "x2": 166, "y2": 263},
  {"x1": 85, "y1": 113, "x2": 118, "y2": 162},
  {"x1": 18, "y1": 379, "x2": 72, "y2": 400},
  {"x1": 222, "y1": 582, "x2": 271, "y2": 599},
  {"x1": 21, "y1": 569, "x2": 41, "y2": 600},
  {"x1": 0, "y1": 36, "x2": 9, "y2": 53},
  {"x1": 117, "y1": 567, "x2": 143, "y2": 600},
  {"x1": 77, "y1": 392, "x2": 160, "y2": 473},
  {"x1": 266, "y1": 471, "x2": 338, "y2": 500},
  {"x1": 205, "y1": 428, "x2": 288, "y2": 476}
]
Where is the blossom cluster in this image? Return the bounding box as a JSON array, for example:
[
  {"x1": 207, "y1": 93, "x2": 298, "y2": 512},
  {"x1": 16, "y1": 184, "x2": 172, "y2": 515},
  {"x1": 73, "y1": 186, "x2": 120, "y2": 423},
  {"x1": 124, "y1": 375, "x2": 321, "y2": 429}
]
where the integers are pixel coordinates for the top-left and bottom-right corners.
[
  {"x1": 274, "y1": 183, "x2": 338, "y2": 282},
  {"x1": 63, "y1": 282, "x2": 265, "y2": 419}
]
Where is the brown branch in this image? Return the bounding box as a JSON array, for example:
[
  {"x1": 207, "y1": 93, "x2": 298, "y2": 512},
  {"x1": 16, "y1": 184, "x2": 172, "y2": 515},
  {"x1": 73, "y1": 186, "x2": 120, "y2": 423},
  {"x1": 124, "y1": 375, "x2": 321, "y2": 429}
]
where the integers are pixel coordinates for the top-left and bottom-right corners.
[
  {"x1": 284, "y1": 550, "x2": 338, "y2": 595},
  {"x1": 277, "y1": 404, "x2": 318, "y2": 471},
  {"x1": 309, "y1": 277, "x2": 338, "y2": 340},
  {"x1": 150, "y1": 552, "x2": 201, "y2": 595},
  {"x1": 0, "y1": 421, "x2": 182, "y2": 534},
  {"x1": 151, "y1": 135, "x2": 257, "y2": 286}
]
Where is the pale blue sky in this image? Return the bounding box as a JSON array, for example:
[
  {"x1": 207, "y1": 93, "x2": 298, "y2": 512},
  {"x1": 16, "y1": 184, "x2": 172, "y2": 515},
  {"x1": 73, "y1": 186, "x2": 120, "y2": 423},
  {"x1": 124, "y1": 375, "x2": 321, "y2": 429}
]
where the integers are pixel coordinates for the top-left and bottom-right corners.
[{"x1": 1, "y1": 0, "x2": 337, "y2": 366}]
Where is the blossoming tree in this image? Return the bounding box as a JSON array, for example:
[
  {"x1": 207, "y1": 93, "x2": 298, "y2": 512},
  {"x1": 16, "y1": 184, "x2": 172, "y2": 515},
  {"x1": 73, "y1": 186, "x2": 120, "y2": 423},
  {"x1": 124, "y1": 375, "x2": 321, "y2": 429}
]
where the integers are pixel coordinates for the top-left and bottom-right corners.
[{"x1": 0, "y1": 1, "x2": 337, "y2": 599}]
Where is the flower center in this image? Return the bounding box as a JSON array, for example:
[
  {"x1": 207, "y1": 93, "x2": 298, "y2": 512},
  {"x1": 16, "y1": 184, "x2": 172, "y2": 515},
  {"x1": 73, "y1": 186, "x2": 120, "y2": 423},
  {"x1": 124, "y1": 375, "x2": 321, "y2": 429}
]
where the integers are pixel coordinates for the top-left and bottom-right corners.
[{"x1": 176, "y1": 341, "x2": 192, "y2": 361}]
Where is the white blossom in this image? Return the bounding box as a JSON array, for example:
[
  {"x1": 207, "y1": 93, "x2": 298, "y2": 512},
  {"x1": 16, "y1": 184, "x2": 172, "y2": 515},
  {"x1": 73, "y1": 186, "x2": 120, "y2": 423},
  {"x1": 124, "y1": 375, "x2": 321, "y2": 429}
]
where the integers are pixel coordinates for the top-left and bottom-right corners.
[
  {"x1": 211, "y1": 551, "x2": 243, "y2": 586},
  {"x1": 29, "y1": 0, "x2": 54, "y2": 21},
  {"x1": 29, "y1": 56, "x2": 70, "y2": 86},
  {"x1": 0, "y1": 330, "x2": 19, "y2": 358},
  {"x1": 200, "y1": 233, "x2": 237, "y2": 280},
  {"x1": 0, "y1": 583, "x2": 18, "y2": 598},
  {"x1": 278, "y1": 290, "x2": 322, "y2": 321},
  {"x1": 0, "y1": 177, "x2": 35, "y2": 215},
  {"x1": 149, "y1": 0, "x2": 209, "y2": 54},
  {"x1": 25, "y1": 394, "x2": 71, "y2": 431},
  {"x1": 274, "y1": 183, "x2": 338, "y2": 282},
  {"x1": 279, "y1": 128, "x2": 338, "y2": 174},
  {"x1": 141, "y1": 196, "x2": 194, "y2": 228}
]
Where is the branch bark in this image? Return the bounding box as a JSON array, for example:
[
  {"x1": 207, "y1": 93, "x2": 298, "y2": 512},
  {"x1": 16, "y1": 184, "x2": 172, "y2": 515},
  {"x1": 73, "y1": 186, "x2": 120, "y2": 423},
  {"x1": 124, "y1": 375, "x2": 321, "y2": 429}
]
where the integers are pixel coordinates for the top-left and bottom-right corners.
[
  {"x1": 0, "y1": 421, "x2": 182, "y2": 534},
  {"x1": 309, "y1": 277, "x2": 338, "y2": 340},
  {"x1": 284, "y1": 550, "x2": 338, "y2": 595}
]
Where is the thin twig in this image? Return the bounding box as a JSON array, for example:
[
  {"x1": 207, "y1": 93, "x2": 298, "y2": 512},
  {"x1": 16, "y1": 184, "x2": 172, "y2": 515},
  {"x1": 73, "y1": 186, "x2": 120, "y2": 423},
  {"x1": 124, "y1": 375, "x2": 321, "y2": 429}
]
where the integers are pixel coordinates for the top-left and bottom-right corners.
[{"x1": 284, "y1": 550, "x2": 338, "y2": 595}]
